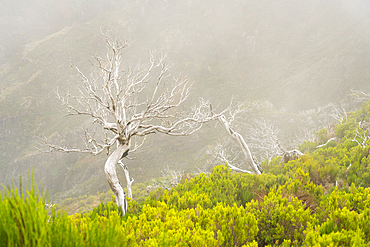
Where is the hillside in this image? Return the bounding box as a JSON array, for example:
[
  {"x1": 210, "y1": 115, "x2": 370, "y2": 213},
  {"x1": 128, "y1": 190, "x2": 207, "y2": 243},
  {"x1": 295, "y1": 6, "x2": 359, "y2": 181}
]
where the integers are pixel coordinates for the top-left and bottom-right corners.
[
  {"x1": 2, "y1": 99, "x2": 370, "y2": 245},
  {"x1": 1, "y1": 0, "x2": 370, "y2": 202}
]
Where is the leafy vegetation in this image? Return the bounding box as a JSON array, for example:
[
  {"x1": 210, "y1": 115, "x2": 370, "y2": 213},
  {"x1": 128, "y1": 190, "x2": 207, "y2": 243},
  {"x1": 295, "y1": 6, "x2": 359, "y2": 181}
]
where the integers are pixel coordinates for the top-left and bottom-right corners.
[
  {"x1": 3, "y1": 99, "x2": 370, "y2": 245},
  {"x1": 1, "y1": 168, "x2": 369, "y2": 246},
  {"x1": 2, "y1": 0, "x2": 370, "y2": 204}
]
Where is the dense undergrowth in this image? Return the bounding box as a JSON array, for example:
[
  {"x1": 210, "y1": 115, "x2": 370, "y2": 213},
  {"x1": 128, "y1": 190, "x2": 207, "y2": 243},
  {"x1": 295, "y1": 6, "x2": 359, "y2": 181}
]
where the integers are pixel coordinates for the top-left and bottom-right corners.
[
  {"x1": 2, "y1": 167, "x2": 370, "y2": 246},
  {"x1": 3, "y1": 100, "x2": 370, "y2": 246}
]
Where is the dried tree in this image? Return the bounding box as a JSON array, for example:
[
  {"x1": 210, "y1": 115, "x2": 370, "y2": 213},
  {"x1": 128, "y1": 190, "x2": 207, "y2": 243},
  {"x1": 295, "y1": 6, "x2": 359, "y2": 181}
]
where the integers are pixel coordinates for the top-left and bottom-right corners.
[
  {"x1": 210, "y1": 90, "x2": 370, "y2": 175},
  {"x1": 150, "y1": 166, "x2": 184, "y2": 191},
  {"x1": 40, "y1": 33, "x2": 226, "y2": 216},
  {"x1": 209, "y1": 102, "x2": 306, "y2": 174},
  {"x1": 351, "y1": 89, "x2": 370, "y2": 104},
  {"x1": 218, "y1": 115, "x2": 262, "y2": 174},
  {"x1": 207, "y1": 139, "x2": 253, "y2": 173},
  {"x1": 352, "y1": 121, "x2": 370, "y2": 148},
  {"x1": 212, "y1": 102, "x2": 263, "y2": 174}
]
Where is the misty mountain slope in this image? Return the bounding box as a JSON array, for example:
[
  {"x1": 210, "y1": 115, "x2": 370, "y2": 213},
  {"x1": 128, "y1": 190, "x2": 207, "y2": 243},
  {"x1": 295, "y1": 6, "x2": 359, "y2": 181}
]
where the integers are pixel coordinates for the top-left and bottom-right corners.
[
  {"x1": 0, "y1": 0, "x2": 133, "y2": 64},
  {"x1": 1, "y1": 0, "x2": 370, "y2": 201}
]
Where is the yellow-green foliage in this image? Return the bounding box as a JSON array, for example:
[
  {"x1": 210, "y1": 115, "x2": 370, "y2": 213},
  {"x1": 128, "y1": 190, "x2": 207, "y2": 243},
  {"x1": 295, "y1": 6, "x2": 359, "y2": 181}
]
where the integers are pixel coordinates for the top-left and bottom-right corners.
[
  {"x1": 0, "y1": 178, "x2": 51, "y2": 246},
  {"x1": 0, "y1": 171, "x2": 259, "y2": 246},
  {"x1": 304, "y1": 186, "x2": 370, "y2": 246},
  {"x1": 113, "y1": 202, "x2": 258, "y2": 246},
  {"x1": 243, "y1": 169, "x2": 321, "y2": 246},
  {"x1": 5, "y1": 98, "x2": 370, "y2": 246},
  {"x1": 263, "y1": 99, "x2": 370, "y2": 192},
  {"x1": 165, "y1": 190, "x2": 213, "y2": 210},
  {"x1": 86, "y1": 196, "x2": 95, "y2": 205},
  {"x1": 149, "y1": 164, "x2": 289, "y2": 209},
  {"x1": 2, "y1": 166, "x2": 370, "y2": 246},
  {"x1": 264, "y1": 138, "x2": 370, "y2": 189},
  {"x1": 246, "y1": 189, "x2": 312, "y2": 246}
]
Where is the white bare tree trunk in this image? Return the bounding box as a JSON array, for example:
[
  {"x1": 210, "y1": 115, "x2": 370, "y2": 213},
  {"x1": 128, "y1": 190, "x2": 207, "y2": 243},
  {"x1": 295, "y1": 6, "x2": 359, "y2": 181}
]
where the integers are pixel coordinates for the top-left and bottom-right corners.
[
  {"x1": 118, "y1": 160, "x2": 134, "y2": 200},
  {"x1": 315, "y1": 137, "x2": 337, "y2": 150},
  {"x1": 104, "y1": 143, "x2": 129, "y2": 214},
  {"x1": 352, "y1": 121, "x2": 370, "y2": 148},
  {"x1": 227, "y1": 163, "x2": 252, "y2": 173},
  {"x1": 218, "y1": 115, "x2": 261, "y2": 174}
]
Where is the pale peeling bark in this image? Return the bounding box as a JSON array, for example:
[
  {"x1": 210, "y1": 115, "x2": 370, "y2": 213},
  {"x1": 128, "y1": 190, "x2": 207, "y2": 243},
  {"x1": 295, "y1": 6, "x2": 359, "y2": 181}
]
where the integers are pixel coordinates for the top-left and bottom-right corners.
[
  {"x1": 228, "y1": 163, "x2": 252, "y2": 174},
  {"x1": 105, "y1": 143, "x2": 130, "y2": 214},
  {"x1": 118, "y1": 160, "x2": 134, "y2": 200},
  {"x1": 218, "y1": 115, "x2": 261, "y2": 174}
]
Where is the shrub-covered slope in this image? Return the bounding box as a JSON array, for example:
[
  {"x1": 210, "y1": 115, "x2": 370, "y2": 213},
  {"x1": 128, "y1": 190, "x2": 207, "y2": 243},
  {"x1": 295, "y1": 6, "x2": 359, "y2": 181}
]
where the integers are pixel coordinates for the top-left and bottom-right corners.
[
  {"x1": 2, "y1": 165, "x2": 370, "y2": 246},
  {"x1": 2, "y1": 0, "x2": 370, "y2": 202},
  {"x1": 3, "y1": 99, "x2": 370, "y2": 246}
]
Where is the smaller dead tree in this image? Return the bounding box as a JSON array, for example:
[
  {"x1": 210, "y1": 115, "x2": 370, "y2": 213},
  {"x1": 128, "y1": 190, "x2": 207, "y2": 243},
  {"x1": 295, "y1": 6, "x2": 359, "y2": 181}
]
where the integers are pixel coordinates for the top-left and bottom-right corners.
[
  {"x1": 209, "y1": 102, "x2": 308, "y2": 174},
  {"x1": 246, "y1": 118, "x2": 287, "y2": 161},
  {"x1": 211, "y1": 102, "x2": 264, "y2": 174},
  {"x1": 217, "y1": 115, "x2": 261, "y2": 174},
  {"x1": 326, "y1": 102, "x2": 347, "y2": 124},
  {"x1": 295, "y1": 128, "x2": 316, "y2": 144},
  {"x1": 207, "y1": 139, "x2": 252, "y2": 173},
  {"x1": 352, "y1": 121, "x2": 370, "y2": 148},
  {"x1": 351, "y1": 89, "x2": 370, "y2": 104},
  {"x1": 151, "y1": 166, "x2": 184, "y2": 191}
]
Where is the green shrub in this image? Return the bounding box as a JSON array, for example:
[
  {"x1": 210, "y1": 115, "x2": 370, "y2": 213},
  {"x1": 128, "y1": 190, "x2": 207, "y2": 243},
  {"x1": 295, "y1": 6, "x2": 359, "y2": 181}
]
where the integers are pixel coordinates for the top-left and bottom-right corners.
[
  {"x1": 86, "y1": 195, "x2": 95, "y2": 205},
  {"x1": 246, "y1": 186, "x2": 313, "y2": 246},
  {"x1": 99, "y1": 193, "x2": 106, "y2": 202},
  {"x1": 62, "y1": 197, "x2": 74, "y2": 206}
]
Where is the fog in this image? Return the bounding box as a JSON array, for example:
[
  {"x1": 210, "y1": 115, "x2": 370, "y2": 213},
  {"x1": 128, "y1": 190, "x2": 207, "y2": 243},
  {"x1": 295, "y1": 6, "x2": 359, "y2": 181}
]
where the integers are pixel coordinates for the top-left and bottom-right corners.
[{"x1": 1, "y1": 0, "x2": 370, "y2": 200}]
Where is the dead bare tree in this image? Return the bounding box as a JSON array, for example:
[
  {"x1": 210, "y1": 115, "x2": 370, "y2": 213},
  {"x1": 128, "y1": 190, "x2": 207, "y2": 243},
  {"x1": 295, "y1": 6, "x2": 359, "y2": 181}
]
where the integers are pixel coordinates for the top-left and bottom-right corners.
[
  {"x1": 150, "y1": 166, "x2": 184, "y2": 191},
  {"x1": 217, "y1": 115, "x2": 262, "y2": 174},
  {"x1": 300, "y1": 128, "x2": 316, "y2": 142},
  {"x1": 206, "y1": 139, "x2": 252, "y2": 173},
  {"x1": 352, "y1": 121, "x2": 370, "y2": 148},
  {"x1": 326, "y1": 102, "x2": 347, "y2": 124},
  {"x1": 208, "y1": 102, "x2": 309, "y2": 173},
  {"x1": 212, "y1": 102, "x2": 265, "y2": 174},
  {"x1": 209, "y1": 90, "x2": 370, "y2": 175},
  {"x1": 40, "y1": 32, "x2": 226, "y2": 216},
  {"x1": 246, "y1": 118, "x2": 285, "y2": 161},
  {"x1": 351, "y1": 89, "x2": 370, "y2": 103}
]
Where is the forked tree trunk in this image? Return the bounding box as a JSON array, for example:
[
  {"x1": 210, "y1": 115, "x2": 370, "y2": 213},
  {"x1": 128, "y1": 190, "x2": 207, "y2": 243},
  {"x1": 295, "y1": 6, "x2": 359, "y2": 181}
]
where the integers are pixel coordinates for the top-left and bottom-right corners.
[
  {"x1": 119, "y1": 161, "x2": 134, "y2": 200},
  {"x1": 104, "y1": 142, "x2": 130, "y2": 215}
]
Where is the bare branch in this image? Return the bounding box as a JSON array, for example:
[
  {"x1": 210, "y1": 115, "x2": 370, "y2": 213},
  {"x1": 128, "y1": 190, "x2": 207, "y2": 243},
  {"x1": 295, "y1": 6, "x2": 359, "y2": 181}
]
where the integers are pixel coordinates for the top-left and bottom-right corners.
[
  {"x1": 351, "y1": 89, "x2": 370, "y2": 103},
  {"x1": 151, "y1": 166, "x2": 184, "y2": 190},
  {"x1": 40, "y1": 32, "x2": 228, "y2": 216},
  {"x1": 315, "y1": 137, "x2": 338, "y2": 150},
  {"x1": 36, "y1": 131, "x2": 118, "y2": 156},
  {"x1": 136, "y1": 98, "x2": 228, "y2": 137}
]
